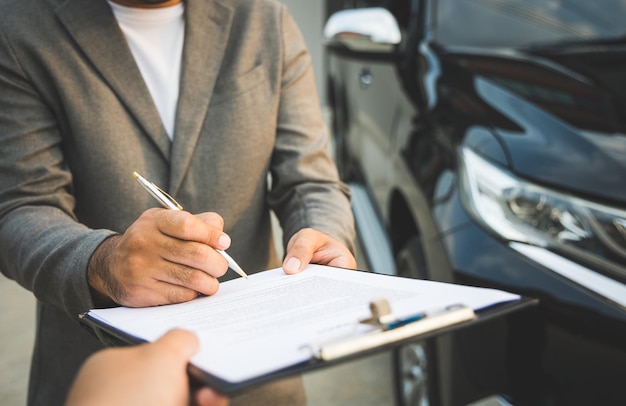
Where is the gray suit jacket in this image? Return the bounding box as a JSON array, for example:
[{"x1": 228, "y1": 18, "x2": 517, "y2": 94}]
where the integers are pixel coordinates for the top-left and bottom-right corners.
[{"x1": 0, "y1": 0, "x2": 354, "y2": 404}]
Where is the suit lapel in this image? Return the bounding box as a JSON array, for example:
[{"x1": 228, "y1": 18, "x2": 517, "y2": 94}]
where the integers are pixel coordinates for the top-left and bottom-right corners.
[
  {"x1": 169, "y1": 0, "x2": 234, "y2": 195},
  {"x1": 55, "y1": 0, "x2": 171, "y2": 162}
]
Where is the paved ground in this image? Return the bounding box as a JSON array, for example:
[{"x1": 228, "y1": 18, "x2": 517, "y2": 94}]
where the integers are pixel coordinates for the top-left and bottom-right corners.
[{"x1": 0, "y1": 276, "x2": 36, "y2": 406}]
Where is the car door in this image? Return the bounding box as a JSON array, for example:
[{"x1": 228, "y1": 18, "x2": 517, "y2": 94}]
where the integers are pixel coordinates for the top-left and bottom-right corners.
[{"x1": 327, "y1": 0, "x2": 417, "y2": 218}]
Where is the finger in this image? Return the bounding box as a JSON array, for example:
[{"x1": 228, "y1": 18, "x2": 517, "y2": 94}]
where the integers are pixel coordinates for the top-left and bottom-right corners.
[
  {"x1": 121, "y1": 282, "x2": 200, "y2": 307},
  {"x1": 157, "y1": 264, "x2": 221, "y2": 296},
  {"x1": 195, "y1": 212, "x2": 225, "y2": 231},
  {"x1": 158, "y1": 239, "x2": 229, "y2": 278},
  {"x1": 157, "y1": 210, "x2": 229, "y2": 250},
  {"x1": 196, "y1": 212, "x2": 232, "y2": 250},
  {"x1": 282, "y1": 229, "x2": 319, "y2": 274},
  {"x1": 194, "y1": 387, "x2": 229, "y2": 406},
  {"x1": 282, "y1": 256, "x2": 303, "y2": 274},
  {"x1": 152, "y1": 329, "x2": 200, "y2": 361},
  {"x1": 325, "y1": 255, "x2": 357, "y2": 270},
  {"x1": 312, "y1": 246, "x2": 357, "y2": 270},
  {"x1": 283, "y1": 228, "x2": 357, "y2": 274},
  {"x1": 159, "y1": 283, "x2": 203, "y2": 304},
  {"x1": 111, "y1": 273, "x2": 205, "y2": 307}
]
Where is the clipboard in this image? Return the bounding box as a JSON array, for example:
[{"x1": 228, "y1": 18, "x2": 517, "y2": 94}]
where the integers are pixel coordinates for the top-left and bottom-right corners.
[{"x1": 79, "y1": 265, "x2": 537, "y2": 396}]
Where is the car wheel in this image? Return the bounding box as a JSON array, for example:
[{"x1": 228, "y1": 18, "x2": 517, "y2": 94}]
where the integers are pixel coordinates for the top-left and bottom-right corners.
[
  {"x1": 395, "y1": 343, "x2": 432, "y2": 406},
  {"x1": 393, "y1": 237, "x2": 439, "y2": 406}
]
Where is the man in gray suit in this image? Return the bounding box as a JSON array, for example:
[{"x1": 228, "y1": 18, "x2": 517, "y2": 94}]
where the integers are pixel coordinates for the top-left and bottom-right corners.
[{"x1": 0, "y1": 0, "x2": 356, "y2": 404}]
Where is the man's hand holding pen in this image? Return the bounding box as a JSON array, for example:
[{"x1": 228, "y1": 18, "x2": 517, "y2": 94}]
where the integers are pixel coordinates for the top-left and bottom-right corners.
[
  {"x1": 88, "y1": 209, "x2": 232, "y2": 307},
  {"x1": 87, "y1": 172, "x2": 355, "y2": 308}
]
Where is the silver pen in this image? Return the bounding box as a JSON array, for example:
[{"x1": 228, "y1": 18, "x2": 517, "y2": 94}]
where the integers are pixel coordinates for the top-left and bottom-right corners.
[{"x1": 133, "y1": 171, "x2": 248, "y2": 279}]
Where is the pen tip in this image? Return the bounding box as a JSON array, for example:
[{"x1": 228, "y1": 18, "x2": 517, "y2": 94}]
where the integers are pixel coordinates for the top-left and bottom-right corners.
[
  {"x1": 232, "y1": 266, "x2": 248, "y2": 279},
  {"x1": 132, "y1": 171, "x2": 140, "y2": 179}
]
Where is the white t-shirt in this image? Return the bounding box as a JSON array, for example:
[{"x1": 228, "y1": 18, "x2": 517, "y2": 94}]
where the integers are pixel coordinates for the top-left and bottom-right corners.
[{"x1": 108, "y1": 1, "x2": 185, "y2": 140}]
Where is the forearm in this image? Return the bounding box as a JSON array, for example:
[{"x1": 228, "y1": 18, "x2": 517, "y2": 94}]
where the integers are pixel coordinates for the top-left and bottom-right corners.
[
  {"x1": 269, "y1": 7, "x2": 355, "y2": 252},
  {"x1": 0, "y1": 205, "x2": 115, "y2": 317}
]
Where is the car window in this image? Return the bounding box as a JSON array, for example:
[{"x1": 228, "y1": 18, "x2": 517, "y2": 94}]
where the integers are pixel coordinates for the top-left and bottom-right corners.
[{"x1": 434, "y1": 0, "x2": 626, "y2": 49}]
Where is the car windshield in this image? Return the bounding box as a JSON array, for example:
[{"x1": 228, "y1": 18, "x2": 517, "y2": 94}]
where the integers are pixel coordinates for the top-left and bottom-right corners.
[{"x1": 434, "y1": 0, "x2": 626, "y2": 49}]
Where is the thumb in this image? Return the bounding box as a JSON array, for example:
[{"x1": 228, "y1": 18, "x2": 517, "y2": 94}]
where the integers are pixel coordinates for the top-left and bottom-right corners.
[
  {"x1": 151, "y1": 329, "x2": 200, "y2": 361},
  {"x1": 282, "y1": 229, "x2": 318, "y2": 274}
]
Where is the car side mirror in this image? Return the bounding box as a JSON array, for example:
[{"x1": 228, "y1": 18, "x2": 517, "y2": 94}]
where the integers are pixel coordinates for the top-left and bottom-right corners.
[{"x1": 323, "y1": 7, "x2": 401, "y2": 55}]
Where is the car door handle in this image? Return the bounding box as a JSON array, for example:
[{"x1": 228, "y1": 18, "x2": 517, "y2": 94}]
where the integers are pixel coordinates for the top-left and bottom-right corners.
[{"x1": 359, "y1": 68, "x2": 373, "y2": 88}]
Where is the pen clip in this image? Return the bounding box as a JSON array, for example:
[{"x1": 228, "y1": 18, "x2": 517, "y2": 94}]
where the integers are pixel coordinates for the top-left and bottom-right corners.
[
  {"x1": 133, "y1": 171, "x2": 183, "y2": 211},
  {"x1": 150, "y1": 183, "x2": 183, "y2": 211}
]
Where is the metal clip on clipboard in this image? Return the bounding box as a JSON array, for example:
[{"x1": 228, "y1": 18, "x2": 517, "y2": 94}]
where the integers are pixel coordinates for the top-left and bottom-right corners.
[{"x1": 311, "y1": 298, "x2": 476, "y2": 361}]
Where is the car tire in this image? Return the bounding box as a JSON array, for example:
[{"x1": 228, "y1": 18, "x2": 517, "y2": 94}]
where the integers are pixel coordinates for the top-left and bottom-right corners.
[{"x1": 393, "y1": 237, "x2": 439, "y2": 406}]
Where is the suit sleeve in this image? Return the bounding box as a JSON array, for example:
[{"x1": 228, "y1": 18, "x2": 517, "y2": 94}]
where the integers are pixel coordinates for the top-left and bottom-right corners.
[
  {"x1": 267, "y1": 7, "x2": 356, "y2": 252},
  {"x1": 0, "y1": 23, "x2": 114, "y2": 319}
]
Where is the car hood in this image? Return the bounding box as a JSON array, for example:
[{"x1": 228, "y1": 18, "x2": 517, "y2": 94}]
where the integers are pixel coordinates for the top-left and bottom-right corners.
[{"x1": 446, "y1": 49, "x2": 626, "y2": 203}]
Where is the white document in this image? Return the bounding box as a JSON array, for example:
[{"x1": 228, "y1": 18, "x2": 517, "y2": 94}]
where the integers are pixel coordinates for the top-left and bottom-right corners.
[{"x1": 87, "y1": 265, "x2": 520, "y2": 383}]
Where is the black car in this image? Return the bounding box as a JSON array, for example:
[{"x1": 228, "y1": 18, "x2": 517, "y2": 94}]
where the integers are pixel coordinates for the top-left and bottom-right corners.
[{"x1": 323, "y1": 1, "x2": 626, "y2": 405}]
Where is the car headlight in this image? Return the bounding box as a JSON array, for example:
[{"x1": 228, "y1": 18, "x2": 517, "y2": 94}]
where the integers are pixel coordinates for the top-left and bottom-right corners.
[{"x1": 459, "y1": 146, "x2": 626, "y2": 276}]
